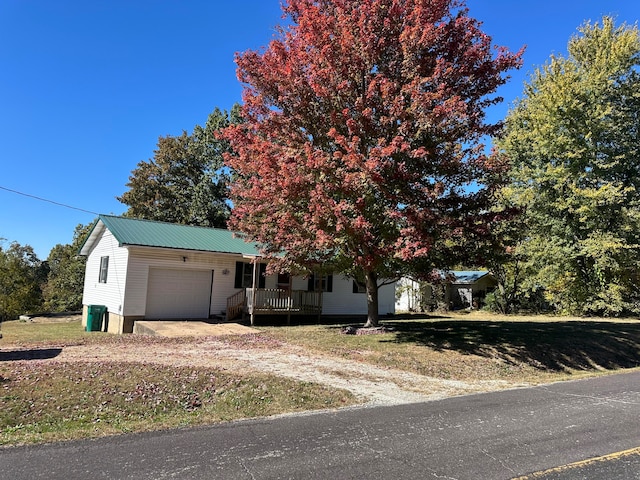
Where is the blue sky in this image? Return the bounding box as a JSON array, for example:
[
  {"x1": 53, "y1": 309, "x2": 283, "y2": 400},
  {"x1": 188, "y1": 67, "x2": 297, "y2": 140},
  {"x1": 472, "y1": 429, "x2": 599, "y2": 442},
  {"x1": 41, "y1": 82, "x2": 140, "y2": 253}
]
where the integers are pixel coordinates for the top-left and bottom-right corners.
[{"x1": 1, "y1": 0, "x2": 638, "y2": 259}]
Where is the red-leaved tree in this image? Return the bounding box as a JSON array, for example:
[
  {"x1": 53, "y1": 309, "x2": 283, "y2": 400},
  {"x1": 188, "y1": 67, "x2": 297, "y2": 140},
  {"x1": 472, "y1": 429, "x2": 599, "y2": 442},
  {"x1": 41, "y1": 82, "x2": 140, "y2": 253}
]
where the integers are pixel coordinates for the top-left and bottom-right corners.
[{"x1": 223, "y1": 0, "x2": 523, "y2": 327}]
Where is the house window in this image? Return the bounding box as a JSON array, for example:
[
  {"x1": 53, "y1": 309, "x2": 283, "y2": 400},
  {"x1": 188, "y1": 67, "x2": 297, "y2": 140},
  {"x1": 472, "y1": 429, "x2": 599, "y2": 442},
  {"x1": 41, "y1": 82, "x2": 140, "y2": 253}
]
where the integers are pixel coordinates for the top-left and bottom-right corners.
[
  {"x1": 352, "y1": 279, "x2": 366, "y2": 294},
  {"x1": 99, "y1": 256, "x2": 109, "y2": 283},
  {"x1": 241, "y1": 262, "x2": 253, "y2": 288},
  {"x1": 307, "y1": 274, "x2": 333, "y2": 292},
  {"x1": 234, "y1": 261, "x2": 266, "y2": 289},
  {"x1": 277, "y1": 273, "x2": 291, "y2": 290}
]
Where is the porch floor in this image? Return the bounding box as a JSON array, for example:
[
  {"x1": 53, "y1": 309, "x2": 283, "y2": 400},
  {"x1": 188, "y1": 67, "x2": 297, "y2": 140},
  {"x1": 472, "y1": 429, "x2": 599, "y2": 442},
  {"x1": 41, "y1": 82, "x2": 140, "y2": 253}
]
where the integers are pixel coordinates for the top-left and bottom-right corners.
[{"x1": 134, "y1": 321, "x2": 260, "y2": 338}]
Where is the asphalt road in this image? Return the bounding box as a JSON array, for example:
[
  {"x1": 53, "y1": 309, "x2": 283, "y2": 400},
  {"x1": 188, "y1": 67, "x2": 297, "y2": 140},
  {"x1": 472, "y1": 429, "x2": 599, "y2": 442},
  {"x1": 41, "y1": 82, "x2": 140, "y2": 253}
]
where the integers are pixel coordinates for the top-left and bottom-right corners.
[{"x1": 1, "y1": 371, "x2": 639, "y2": 480}]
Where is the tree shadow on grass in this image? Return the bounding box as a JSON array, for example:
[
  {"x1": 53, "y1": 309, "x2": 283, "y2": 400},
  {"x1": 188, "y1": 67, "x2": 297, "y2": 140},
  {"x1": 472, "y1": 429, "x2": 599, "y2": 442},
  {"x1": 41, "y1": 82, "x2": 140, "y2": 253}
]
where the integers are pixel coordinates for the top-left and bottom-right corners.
[
  {"x1": 0, "y1": 348, "x2": 63, "y2": 362},
  {"x1": 383, "y1": 320, "x2": 640, "y2": 372}
]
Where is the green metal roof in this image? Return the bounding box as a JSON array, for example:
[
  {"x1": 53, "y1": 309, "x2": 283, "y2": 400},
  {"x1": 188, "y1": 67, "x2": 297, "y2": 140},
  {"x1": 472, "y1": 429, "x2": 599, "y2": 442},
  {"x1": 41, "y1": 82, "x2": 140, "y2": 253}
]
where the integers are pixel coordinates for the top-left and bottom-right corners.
[{"x1": 81, "y1": 215, "x2": 261, "y2": 256}]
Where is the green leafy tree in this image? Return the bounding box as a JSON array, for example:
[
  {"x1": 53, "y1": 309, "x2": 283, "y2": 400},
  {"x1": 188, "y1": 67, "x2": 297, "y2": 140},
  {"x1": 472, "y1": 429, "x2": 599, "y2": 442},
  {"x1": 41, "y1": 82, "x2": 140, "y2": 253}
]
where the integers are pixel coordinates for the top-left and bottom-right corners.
[
  {"x1": 42, "y1": 223, "x2": 91, "y2": 312},
  {"x1": 480, "y1": 186, "x2": 551, "y2": 314},
  {"x1": 223, "y1": 0, "x2": 522, "y2": 327},
  {"x1": 118, "y1": 106, "x2": 240, "y2": 227},
  {"x1": 498, "y1": 17, "x2": 640, "y2": 315},
  {"x1": 0, "y1": 241, "x2": 47, "y2": 321}
]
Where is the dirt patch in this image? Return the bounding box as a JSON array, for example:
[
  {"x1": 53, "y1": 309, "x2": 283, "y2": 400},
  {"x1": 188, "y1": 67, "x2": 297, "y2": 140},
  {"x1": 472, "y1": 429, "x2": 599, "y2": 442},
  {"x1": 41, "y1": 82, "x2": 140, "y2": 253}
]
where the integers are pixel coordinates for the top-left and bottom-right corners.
[
  {"x1": 22, "y1": 313, "x2": 82, "y2": 323},
  {"x1": 134, "y1": 320, "x2": 260, "y2": 337}
]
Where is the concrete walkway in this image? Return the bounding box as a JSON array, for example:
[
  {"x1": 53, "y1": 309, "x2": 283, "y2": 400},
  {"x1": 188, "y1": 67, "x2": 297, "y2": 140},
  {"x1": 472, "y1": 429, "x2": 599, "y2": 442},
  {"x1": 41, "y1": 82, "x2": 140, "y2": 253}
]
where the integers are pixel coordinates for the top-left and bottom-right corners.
[{"x1": 133, "y1": 320, "x2": 260, "y2": 337}]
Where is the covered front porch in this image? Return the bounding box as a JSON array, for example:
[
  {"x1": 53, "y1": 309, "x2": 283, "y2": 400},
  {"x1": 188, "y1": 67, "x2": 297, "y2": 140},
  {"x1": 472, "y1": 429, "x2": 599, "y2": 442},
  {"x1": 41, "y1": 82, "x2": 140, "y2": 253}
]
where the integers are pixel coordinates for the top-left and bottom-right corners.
[{"x1": 226, "y1": 288, "x2": 323, "y2": 325}]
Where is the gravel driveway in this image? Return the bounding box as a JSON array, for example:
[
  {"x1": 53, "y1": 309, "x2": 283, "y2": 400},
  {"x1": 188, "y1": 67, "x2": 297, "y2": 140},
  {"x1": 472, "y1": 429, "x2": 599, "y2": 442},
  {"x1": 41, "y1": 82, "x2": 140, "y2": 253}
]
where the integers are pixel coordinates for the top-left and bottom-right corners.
[{"x1": 52, "y1": 334, "x2": 517, "y2": 406}]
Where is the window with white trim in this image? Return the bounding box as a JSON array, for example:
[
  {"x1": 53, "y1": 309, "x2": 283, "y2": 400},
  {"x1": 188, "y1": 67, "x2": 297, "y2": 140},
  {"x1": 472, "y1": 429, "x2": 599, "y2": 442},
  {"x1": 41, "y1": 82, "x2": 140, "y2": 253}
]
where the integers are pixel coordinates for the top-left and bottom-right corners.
[
  {"x1": 352, "y1": 279, "x2": 366, "y2": 294},
  {"x1": 99, "y1": 256, "x2": 109, "y2": 283},
  {"x1": 307, "y1": 274, "x2": 333, "y2": 292},
  {"x1": 234, "y1": 261, "x2": 266, "y2": 289}
]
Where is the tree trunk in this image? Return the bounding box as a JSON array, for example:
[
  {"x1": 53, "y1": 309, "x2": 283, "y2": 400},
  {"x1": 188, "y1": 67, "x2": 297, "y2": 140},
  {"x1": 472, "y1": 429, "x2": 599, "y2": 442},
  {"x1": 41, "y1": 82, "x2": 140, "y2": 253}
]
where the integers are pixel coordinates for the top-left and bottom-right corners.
[{"x1": 363, "y1": 270, "x2": 379, "y2": 328}]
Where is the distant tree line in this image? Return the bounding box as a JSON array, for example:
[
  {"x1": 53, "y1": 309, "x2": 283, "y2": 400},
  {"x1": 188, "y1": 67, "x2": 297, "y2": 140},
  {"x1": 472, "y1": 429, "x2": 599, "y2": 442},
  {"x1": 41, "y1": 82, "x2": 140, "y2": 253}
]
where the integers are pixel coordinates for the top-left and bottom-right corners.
[{"x1": 0, "y1": 224, "x2": 90, "y2": 321}]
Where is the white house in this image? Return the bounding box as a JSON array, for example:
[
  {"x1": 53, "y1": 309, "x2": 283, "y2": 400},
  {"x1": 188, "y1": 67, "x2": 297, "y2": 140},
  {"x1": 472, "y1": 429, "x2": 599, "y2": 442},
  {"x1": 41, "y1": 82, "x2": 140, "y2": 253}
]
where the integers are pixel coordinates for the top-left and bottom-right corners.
[
  {"x1": 80, "y1": 215, "x2": 395, "y2": 334},
  {"x1": 395, "y1": 271, "x2": 497, "y2": 312}
]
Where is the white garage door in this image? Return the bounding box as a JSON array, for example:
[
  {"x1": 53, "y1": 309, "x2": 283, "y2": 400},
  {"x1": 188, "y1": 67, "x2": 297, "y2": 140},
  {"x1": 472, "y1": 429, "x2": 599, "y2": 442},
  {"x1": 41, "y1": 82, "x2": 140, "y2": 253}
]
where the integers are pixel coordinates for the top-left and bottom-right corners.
[{"x1": 146, "y1": 268, "x2": 213, "y2": 319}]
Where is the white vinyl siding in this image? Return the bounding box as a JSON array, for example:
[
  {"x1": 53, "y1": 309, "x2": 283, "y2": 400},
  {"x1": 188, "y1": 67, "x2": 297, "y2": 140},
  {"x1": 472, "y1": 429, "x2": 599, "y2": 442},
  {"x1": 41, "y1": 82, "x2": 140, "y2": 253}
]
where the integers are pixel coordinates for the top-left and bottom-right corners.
[
  {"x1": 291, "y1": 274, "x2": 395, "y2": 316},
  {"x1": 395, "y1": 277, "x2": 427, "y2": 312},
  {"x1": 81, "y1": 228, "x2": 128, "y2": 315}
]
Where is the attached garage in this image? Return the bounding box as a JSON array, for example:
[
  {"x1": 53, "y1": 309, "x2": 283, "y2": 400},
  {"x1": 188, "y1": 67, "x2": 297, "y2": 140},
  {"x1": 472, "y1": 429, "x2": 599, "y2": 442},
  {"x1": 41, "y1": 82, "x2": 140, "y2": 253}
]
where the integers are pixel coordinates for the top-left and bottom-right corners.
[{"x1": 145, "y1": 268, "x2": 213, "y2": 319}]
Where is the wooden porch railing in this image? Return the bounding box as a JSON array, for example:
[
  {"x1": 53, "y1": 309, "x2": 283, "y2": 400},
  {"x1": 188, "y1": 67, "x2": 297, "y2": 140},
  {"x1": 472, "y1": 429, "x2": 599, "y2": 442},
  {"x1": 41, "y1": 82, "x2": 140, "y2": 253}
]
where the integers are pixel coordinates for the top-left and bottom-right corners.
[
  {"x1": 226, "y1": 288, "x2": 323, "y2": 323},
  {"x1": 226, "y1": 289, "x2": 246, "y2": 321},
  {"x1": 246, "y1": 288, "x2": 322, "y2": 315}
]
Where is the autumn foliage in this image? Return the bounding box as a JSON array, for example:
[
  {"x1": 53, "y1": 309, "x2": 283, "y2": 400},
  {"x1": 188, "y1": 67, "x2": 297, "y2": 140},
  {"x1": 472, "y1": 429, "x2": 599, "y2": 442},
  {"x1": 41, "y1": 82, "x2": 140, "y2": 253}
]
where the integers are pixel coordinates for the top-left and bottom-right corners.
[{"x1": 223, "y1": 0, "x2": 522, "y2": 325}]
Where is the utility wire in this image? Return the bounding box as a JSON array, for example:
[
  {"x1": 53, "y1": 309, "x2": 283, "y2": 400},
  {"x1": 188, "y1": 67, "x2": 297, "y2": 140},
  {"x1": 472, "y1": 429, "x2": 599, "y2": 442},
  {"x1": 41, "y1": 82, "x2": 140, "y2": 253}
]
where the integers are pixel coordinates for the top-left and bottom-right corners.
[{"x1": 0, "y1": 185, "x2": 100, "y2": 215}]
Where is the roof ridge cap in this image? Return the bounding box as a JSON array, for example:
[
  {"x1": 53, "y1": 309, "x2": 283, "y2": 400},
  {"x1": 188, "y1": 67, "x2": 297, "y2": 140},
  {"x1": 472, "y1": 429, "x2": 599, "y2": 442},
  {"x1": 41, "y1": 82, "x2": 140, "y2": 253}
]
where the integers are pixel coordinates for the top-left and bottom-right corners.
[{"x1": 100, "y1": 214, "x2": 237, "y2": 234}]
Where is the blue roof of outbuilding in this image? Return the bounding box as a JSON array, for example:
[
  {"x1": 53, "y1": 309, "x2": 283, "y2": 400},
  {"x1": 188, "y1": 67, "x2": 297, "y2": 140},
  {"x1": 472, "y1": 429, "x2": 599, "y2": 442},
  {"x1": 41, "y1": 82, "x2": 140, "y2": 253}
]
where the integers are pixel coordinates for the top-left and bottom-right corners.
[
  {"x1": 80, "y1": 215, "x2": 261, "y2": 256},
  {"x1": 447, "y1": 270, "x2": 492, "y2": 284}
]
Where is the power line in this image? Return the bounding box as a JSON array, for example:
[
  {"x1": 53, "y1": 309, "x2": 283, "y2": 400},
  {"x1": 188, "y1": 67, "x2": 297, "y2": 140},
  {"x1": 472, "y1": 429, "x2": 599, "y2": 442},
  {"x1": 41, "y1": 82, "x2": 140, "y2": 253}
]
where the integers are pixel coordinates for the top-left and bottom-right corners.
[{"x1": 0, "y1": 185, "x2": 100, "y2": 215}]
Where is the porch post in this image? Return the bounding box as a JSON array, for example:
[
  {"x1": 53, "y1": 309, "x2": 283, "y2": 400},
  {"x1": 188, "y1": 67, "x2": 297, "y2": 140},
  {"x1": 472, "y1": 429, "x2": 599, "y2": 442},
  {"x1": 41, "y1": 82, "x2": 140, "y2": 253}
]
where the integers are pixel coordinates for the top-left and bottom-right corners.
[
  {"x1": 287, "y1": 274, "x2": 292, "y2": 326},
  {"x1": 250, "y1": 259, "x2": 259, "y2": 327}
]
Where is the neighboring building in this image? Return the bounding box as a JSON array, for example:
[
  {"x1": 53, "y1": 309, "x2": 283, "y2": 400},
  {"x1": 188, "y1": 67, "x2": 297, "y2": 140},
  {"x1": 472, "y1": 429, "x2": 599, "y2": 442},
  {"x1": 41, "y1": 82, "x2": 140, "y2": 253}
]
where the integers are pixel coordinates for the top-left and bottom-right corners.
[
  {"x1": 395, "y1": 277, "x2": 434, "y2": 312},
  {"x1": 445, "y1": 271, "x2": 497, "y2": 309},
  {"x1": 79, "y1": 215, "x2": 395, "y2": 333},
  {"x1": 395, "y1": 271, "x2": 497, "y2": 312}
]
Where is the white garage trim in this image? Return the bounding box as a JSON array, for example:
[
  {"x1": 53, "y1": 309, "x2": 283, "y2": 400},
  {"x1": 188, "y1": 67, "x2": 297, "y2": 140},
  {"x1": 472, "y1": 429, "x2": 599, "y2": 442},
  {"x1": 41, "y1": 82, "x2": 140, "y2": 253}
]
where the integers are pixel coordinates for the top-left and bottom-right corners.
[{"x1": 146, "y1": 268, "x2": 213, "y2": 319}]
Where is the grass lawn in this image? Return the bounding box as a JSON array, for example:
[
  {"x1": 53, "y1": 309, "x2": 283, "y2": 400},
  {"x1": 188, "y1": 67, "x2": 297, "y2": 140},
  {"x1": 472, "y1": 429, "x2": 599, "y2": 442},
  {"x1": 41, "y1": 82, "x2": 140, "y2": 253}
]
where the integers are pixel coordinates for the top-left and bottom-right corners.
[
  {"x1": 0, "y1": 319, "x2": 93, "y2": 344},
  {"x1": 0, "y1": 319, "x2": 357, "y2": 446},
  {"x1": 260, "y1": 311, "x2": 640, "y2": 384},
  {"x1": 0, "y1": 361, "x2": 353, "y2": 446}
]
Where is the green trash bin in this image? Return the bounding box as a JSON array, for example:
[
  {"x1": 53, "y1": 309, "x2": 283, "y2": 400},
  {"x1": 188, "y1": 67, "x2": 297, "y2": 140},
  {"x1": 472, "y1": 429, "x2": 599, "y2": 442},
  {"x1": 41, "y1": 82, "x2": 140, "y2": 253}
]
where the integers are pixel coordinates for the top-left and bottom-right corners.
[{"x1": 86, "y1": 305, "x2": 107, "y2": 332}]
